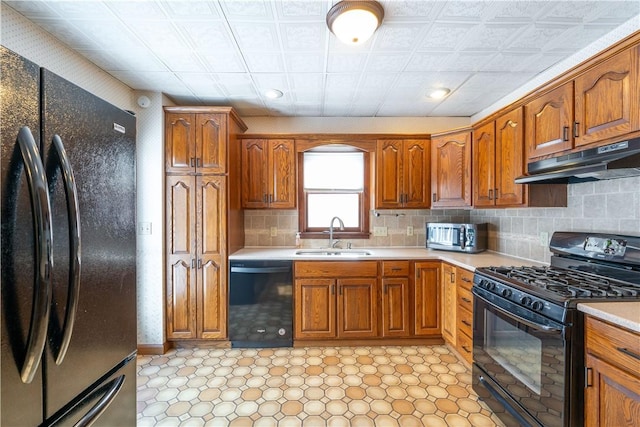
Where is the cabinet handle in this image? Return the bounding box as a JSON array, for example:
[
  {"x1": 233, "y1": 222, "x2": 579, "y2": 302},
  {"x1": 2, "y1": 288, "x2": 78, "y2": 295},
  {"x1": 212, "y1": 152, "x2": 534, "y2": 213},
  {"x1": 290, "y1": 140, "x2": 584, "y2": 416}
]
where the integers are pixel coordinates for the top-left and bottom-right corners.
[
  {"x1": 190, "y1": 157, "x2": 196, "y2": 167},
  {"x1": 488, "y1": 189, "x2": 493, "y2": 200},
  {"x1": 338, "y1": 285, "x2": 342, "y2": 295},
  {"x1": 269, "y1": 194, "x2": 274, "y2": 204},
  {"x1": 574, "y1": 122, "x2": 580, "y2": 138},
  {"x1": 191, "y1": 259, "x2": 196, "y2": 269},
  {"x1": 563, "y1": 126, "x2": 569, "y2": 141},
  {"x1": 331, "y1": 284, "x2": 335, "y2": 295},
  {"x1": 461, "y1": 297, "x2": 471, "y2": 303},
  {"x1": 263, "y1": 194, "x2": 267, "y2": 203},
  {"x1": 617, "y1": 347, "x2": 640, "y2": 361},
  {"x1": 585, "y1": 367, "x2": 593, "y2": 388},
  {"x1": 196, "y1": 158, "x2": 202, "y2": 167},
  {"x1": 462, "y1": 320, "x2": 471, "y2": 327},
  {"x1": 432, "y1": 193, "x2": 436, "y2": 203},
  {"x1": 462, "y1": 345, "x2": 470, "y2": 353},
  {"x1": 494, "y1": 188, "x2": 499, "y2": 200},
  {"x1": 461, "y1": 277, "x2": 472, "y2": 283},
  {"x1": 450, "y1": 272, "x2": 455, "y2": 283},
  {"x1": 197, "y1": 259, "x2": 202, "y2": 269}
]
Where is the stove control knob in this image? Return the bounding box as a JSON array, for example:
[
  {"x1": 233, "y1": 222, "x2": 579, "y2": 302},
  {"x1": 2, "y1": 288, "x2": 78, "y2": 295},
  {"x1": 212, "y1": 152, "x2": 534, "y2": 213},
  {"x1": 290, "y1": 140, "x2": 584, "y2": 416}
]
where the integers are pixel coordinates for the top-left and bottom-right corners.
[
  {"x1": 532, "y1": 301, "x2": 544, "y2": 311},
  {"x1": 521, "y1": 296, "x2": 532, "y2": 306},
  {"x1": 485, "y1": 281, "x2": 495, "y2": 291},
  {"x1": 501, "y1": 289, "x2": 512, "y2": 298}
]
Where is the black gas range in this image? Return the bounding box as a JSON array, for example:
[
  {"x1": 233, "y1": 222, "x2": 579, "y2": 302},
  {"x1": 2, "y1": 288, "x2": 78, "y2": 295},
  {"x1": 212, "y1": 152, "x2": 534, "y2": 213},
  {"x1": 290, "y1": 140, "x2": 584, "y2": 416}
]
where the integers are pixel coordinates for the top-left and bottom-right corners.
[{"x1": 472, "y1": 232, "x2": 640, "y2": 427}]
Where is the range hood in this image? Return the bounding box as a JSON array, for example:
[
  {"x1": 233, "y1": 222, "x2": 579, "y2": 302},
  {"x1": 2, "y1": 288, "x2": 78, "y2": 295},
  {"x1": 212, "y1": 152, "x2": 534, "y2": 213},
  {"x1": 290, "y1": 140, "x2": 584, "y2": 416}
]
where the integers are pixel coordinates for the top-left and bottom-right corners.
[{"x1": 515, "y1": 137, "x2": 640, "y2": 184}]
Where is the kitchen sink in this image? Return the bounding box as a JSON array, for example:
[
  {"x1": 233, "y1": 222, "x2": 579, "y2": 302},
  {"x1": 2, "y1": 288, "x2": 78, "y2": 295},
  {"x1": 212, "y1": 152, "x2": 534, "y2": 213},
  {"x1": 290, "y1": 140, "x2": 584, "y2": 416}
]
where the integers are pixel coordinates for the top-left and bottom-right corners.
[{"x1": 294, "y1": 249, "x2": 372, "y2": 257}]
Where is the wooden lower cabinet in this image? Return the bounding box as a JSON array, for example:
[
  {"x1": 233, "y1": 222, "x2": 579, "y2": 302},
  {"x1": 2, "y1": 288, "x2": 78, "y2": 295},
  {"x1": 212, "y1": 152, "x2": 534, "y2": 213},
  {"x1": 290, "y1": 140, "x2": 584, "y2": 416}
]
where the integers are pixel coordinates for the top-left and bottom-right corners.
[
  {"x1": 381, "y1": 261, "x2": 410, "y2": 338},
  {"x1": 585, "y1": 316, "x2": 640, "y2": 427},
  {"x1": 441, "y1": 263, "x2": 457, "y2": 345},
  {"x1": 456, "y1": 268, "x2": 474, "y2": 364},
  {"x1": 294, "y1": 261, "x2": 378, "y2": 340},
  {"x1": 414, "y1": 261, "x2": 441, "y2": 336}
]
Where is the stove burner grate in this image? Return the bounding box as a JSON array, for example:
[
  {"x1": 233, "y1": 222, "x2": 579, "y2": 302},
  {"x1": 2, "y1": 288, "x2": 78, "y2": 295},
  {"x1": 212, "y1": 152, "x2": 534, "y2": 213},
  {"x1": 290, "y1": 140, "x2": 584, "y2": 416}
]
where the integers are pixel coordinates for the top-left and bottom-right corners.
[{"x1": 485, "y1": 265, "x2": 640, "y2": 299}]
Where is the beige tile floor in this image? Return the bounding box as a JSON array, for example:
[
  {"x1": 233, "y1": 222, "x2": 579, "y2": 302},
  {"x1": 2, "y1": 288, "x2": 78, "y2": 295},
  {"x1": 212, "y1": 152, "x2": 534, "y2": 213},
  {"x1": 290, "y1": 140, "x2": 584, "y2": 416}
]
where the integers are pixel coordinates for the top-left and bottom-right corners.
[{"x1": 136, "y1": 345, "x2": 506, "y2": 427}]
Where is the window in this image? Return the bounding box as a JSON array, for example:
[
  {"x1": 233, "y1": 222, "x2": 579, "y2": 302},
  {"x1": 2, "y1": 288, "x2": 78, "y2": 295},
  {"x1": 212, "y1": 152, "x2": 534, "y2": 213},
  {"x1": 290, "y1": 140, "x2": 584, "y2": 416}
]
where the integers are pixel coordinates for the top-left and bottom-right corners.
[{"x1": 298, "y1": 145, "x2": 370, "y2": 239}]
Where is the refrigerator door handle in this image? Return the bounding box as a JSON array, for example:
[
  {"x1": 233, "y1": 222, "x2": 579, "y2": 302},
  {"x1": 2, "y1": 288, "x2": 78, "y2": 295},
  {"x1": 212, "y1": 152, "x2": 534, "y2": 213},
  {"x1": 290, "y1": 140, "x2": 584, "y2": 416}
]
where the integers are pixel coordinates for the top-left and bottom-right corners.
[
  {"x1": 51, "y1": 135, "x2": 81, "y2": 365},
  {"x1": 17, "y1": 126, "x2": 53, "y2": 384},
  {"x1": 72, "y1": 375, "x2": 125, "y2": 427}
]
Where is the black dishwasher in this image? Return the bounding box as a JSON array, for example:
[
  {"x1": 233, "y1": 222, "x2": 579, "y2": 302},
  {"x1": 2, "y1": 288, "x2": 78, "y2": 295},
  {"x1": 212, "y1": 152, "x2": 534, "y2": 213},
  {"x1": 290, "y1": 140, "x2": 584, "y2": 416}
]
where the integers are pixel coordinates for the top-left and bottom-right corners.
[{"x1": 228, "y1": 260, "x2": 293, "y2": 347}]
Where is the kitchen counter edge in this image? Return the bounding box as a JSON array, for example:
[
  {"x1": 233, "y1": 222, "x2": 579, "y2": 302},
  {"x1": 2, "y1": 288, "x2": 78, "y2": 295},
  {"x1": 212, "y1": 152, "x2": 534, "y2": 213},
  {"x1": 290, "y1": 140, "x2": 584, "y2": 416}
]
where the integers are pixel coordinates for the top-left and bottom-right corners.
[
  {"x1": 228, "y1": 247, "x2": 543, "y2": 272},
  {"x1": 578, "y1": 302, "x2": 640, "y2": 333}
]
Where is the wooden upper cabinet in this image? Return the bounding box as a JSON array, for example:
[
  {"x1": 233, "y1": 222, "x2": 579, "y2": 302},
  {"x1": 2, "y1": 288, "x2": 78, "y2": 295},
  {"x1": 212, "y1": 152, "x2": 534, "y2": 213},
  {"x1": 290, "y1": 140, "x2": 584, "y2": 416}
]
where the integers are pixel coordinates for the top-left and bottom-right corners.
[
  {"x1": 574, "y1": 46, "x2": 639, "y2": 148},
  {"x1": 241, "y1": 138, "x2": 296, "y2": 209},
  {"x1": 431, "y1": 130, "x2": 472, "y2": 208},
  {"x1": 376, "y1": 139, "x2": 430, "y2": 209},
  {"x1": 495, "y1": 108, "x2": 526, "y2": 206},
  {"x1": 525, "y1": 82, "x2": 574, "y2": 161},
  {"x1": 472, "y1": 122, "x2": 496, "y2": 208},
  {"x1": 165, "y1": 107, "x2": 246, "y2": 175},
  {"x1": 165, "y1": 112, "x2": 227, "y2": 174}
]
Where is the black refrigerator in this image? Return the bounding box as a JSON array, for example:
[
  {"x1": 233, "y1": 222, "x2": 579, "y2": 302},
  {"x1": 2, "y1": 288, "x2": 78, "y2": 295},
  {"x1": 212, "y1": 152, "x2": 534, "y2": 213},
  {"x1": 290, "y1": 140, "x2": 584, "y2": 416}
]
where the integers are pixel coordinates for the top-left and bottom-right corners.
[{"x1": 1, "y1": 46, "x2": 137, "y2": 426}]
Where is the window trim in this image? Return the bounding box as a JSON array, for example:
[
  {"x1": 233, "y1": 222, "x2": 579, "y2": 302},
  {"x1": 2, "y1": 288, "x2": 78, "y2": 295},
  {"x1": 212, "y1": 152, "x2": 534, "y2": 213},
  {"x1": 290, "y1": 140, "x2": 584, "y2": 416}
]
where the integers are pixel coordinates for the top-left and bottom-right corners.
[{"x1": 297, "y1": 142, "x2": 373, "y2": 240}]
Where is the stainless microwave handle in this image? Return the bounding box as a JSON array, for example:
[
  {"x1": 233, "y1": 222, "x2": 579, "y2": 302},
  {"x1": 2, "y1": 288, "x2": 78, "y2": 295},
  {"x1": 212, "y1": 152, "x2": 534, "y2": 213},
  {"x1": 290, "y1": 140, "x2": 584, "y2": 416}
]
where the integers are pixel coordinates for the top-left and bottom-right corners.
[
  {"x1": 460, "y1": 226, "x2": 466, "y2": 249},
  {"x1": 231, "y1": 266, "x2": 291, "y2": 274},
  {"x1": 473, "y1": 289, "x2": 563, "y2": 333}
]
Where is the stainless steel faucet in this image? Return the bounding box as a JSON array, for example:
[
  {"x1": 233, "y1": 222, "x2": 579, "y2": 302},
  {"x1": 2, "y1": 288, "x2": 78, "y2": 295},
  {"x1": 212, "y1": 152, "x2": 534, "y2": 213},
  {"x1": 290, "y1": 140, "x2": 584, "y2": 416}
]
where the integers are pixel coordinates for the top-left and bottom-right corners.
[{"x1": 329, "y1": 216, "x2": 344, "y2": 248}]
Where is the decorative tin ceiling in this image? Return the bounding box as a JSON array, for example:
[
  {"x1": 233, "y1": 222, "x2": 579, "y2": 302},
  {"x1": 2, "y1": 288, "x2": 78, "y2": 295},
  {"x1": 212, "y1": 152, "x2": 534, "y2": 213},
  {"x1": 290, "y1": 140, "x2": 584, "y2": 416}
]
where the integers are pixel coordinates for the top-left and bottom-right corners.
[{"x1": 5, "y1": 1, "x2": 640, "y2": 117}]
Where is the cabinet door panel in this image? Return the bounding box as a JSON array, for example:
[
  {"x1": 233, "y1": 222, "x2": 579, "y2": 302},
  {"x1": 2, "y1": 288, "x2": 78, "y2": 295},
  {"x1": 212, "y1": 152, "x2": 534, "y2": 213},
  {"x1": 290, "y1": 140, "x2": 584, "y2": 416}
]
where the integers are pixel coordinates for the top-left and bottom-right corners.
[
  {"x1": 525, "y1": 83, "x2": 573, "y2": 160},
  {"x1": 404, "y1": 139, "x2": 430, "y2": 208},
  {"x1": 382, "y1": 278, "x2": 410, "y2": 337},
  {"x1": 414, "y1": 261, "x2": 440, "y2": 336},
  {"x1": 197, "y1": 113, "x2": 226, "y2": 174},
  {"x1": 376, "y1": 140, "x2": 403, "y2": 208},
  {"x1": 198, "y1": 259, "x2": 225, "y2": 339},
  {"x1": 269, "y1": 139, "x2": 296, "y2": 208},
  {"x1": 166, "y1": 176, "x2": 197, "y2": 339},
  {"x1": 338, "y1": 278, "x2": 378, "y2": 338},
  {"x1": 585, "y1": 353, "x2": 640, "y2": 427},
  {"x1": 294, "y1": 279, "x2": 336, "y2": 339},
  {"x1": 199, "y1": 176, "x2": 225, "y2": 256},
  {"x1": 165, "y1": 113, "x2": 195, "y2": 173},
  {"x1": 431, "y1": 132, "x2": 472, "y2": 208},
  {"x1": 472, "y1": 122, "x2": 495, "y2": 207},
  {"x1": 495, "y1": 107, "x2": 525, "y2": 207},
  {"x1": 441, "y1": 264, "x2": 456, "y2": 345},
  {"x1": 575, "y1": 47, "x2": 638, "y2": 147},
  {"x1": 242, "y1": 139, "x2": 269, "y2": 208}
]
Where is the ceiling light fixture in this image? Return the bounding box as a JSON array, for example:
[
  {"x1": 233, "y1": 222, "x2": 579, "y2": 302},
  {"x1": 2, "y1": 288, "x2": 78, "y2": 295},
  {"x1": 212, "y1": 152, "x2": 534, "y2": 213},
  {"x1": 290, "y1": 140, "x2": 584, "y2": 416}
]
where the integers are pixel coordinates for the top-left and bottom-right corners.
[
  {"x1": 264, "y1": 89, "x2": 284, "y2": 99},
  {"x1": 428, "y1": 88, "x2": 451, "y2": 100},
  {"x1": 326, "y1": 0, "x2": 384, "y2": 46}
]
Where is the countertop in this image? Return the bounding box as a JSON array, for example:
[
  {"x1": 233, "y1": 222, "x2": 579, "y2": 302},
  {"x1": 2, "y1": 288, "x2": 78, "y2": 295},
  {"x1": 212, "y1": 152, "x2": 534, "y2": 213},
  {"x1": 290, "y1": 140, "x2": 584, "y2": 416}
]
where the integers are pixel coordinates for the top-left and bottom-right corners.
[
  {"x1": 577, "y1": 302, "x2": 640, "y2": 333},
  {"x1": 229, "y1": 247, "x2": 543, "y2": 271}
]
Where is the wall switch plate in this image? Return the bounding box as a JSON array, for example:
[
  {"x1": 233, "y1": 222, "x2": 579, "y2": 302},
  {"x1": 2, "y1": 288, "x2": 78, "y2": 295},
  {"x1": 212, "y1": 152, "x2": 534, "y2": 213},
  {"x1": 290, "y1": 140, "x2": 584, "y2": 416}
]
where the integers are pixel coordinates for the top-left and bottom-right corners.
[
  {"x1": 270, "y1": 226, "x2": 278, "y2": 237},
  {"x1": 373, "y1": 226, "x2": 388, "y2": 237},
  {"x1": 138, "y1": 222, "x2": 152, "y2": 235},
  {"x1": 539, "y1": 231, "x2": 549, "y2": 246},
  {"x1": 407, "y1": 226, "x2": 414, "y2": 236}
]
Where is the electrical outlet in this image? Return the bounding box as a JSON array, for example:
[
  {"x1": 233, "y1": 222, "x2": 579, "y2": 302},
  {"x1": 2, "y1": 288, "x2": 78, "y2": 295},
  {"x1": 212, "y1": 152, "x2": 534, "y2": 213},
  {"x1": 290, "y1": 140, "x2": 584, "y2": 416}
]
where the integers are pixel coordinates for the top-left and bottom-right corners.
[
  {"x1": 373, "y1": 226, "x2": 387, "y2": 237},
  {"x1": 138, "y1": 222, "x2": 152, "y2": 235},
  {"x1": 406, "y1": 226, "x2": 414, "y2": 236},
  {"x1": 270, "y1": 226, "x2": 278, "y2": 237},
  {"x1": 539, "y1": 231, "x2": 549, "y2": 247}
]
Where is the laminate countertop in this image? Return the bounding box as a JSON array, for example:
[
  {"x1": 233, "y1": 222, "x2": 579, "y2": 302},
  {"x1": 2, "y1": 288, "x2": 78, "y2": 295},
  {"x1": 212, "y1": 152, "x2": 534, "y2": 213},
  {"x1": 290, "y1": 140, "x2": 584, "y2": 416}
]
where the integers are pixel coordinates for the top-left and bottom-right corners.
[
  {"x1": 229, "y1": 247, "x2": 543, "y2": 272},
  {"x1": 577, "y1": 302, "x2": 640, "y2": 333}
]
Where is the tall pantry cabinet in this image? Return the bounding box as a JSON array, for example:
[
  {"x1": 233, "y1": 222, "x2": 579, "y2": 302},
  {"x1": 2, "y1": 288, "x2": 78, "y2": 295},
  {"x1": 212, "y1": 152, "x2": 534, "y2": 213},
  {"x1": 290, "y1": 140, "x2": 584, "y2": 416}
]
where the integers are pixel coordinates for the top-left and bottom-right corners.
[{"x1": 164, "y1": 107, "x2": 247, "y2": 341}]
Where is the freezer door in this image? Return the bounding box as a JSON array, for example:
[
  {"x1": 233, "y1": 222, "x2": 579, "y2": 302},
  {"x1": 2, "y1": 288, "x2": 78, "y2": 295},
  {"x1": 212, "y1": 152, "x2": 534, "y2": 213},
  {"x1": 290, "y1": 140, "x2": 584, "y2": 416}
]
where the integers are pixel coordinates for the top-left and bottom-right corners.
[
  {"x1": 1, "y1": 46, "x2": 46, "y2": 426},
  {"x1": 45, "y1": 354, "x2": 137, "y2": 427},
  {"x1": 41, "y1": 69, "x2": 137, "y2": 419}
]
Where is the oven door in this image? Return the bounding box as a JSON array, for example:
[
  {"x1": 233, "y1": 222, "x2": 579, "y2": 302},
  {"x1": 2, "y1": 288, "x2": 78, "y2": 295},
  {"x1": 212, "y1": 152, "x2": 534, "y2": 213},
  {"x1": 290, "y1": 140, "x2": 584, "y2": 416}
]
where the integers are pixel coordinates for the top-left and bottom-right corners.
[{"x1": 472, "y1": 287, "x2": 570, "y2": 427}]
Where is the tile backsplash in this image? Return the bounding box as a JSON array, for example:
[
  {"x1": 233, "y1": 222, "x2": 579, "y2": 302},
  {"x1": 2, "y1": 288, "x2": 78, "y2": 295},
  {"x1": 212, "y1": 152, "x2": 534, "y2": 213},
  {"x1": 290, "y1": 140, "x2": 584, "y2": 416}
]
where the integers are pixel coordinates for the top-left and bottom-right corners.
[{"x1": 244, "y1": 177, "x2": 640, "y2": 264}]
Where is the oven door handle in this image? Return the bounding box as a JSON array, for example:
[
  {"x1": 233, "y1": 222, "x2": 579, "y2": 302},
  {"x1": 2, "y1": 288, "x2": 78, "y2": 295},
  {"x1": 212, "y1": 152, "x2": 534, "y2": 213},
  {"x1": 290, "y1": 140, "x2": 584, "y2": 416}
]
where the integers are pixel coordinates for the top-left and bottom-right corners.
[
  {"x1": 230, "y1": 266, "x2": 290, "y2": 274},
  {"x1": 473, "y1": 289, "x2": 564, "y2": 333}
]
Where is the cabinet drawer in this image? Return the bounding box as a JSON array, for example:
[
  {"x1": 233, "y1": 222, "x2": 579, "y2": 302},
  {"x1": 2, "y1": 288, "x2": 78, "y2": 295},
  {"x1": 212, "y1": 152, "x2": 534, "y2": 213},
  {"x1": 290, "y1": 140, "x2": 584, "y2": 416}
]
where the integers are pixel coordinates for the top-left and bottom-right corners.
[
  {"x1": 457, "y1": 286, "x2": 473, "y2": 312},
  {"x1": 382, "y1": 260, "x2": 409, "y2": 277},
  {"x1": 294, "y1": 261, "x2": 378, "y2": 278},
  {"x1": 457, "y1": 330, "x2": 473, "y2": 364},
  {"x1": 586, "y1": 316, "x2": 640, "y2": 376},
  {"x1": 458, "y1": 306, "x2": 473, "y2": 337},
  {"x1": 458, "y1": 268, "x2": 474, "y2": 292}
]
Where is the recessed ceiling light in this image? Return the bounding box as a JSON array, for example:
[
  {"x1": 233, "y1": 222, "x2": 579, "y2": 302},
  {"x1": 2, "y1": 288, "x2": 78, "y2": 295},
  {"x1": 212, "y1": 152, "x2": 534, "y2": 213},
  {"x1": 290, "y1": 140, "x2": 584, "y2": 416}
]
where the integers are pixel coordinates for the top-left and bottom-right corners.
[
  {"x1": 428, "y1": 88, "x2": 451, "y2": 99},
  {"x1": 264, "y1": 89, "x2": 284, "y2": 99}
]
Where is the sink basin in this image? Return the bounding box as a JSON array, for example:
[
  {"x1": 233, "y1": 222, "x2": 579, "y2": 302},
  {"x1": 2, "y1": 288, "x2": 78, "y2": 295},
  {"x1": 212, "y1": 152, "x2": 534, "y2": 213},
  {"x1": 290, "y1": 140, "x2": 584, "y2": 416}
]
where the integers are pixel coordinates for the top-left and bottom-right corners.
[{"x1": 295, "y1": 249, "x2": 372, "y2": 257}]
